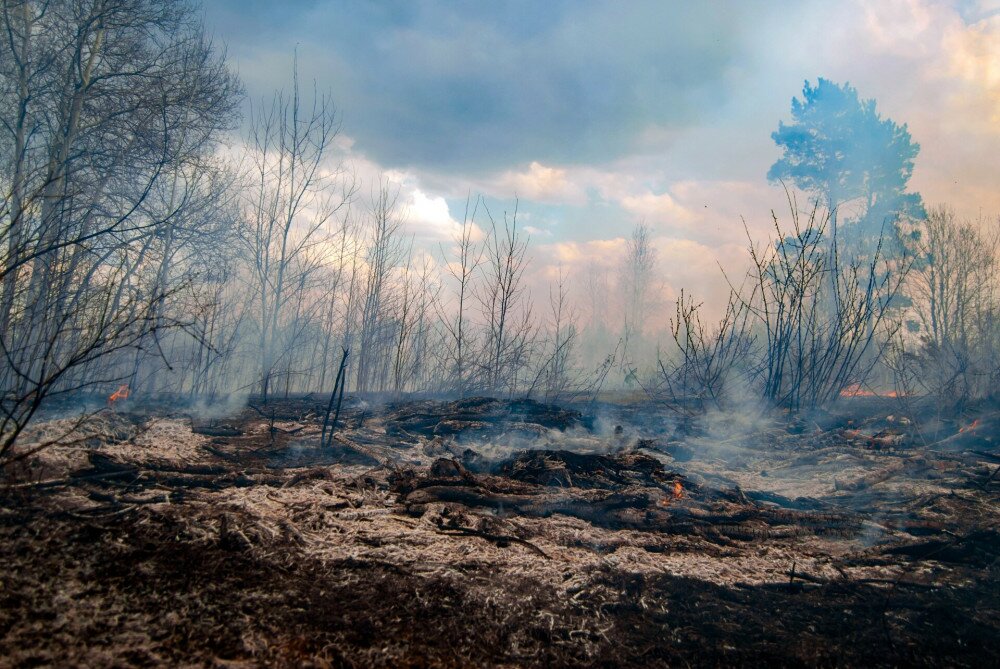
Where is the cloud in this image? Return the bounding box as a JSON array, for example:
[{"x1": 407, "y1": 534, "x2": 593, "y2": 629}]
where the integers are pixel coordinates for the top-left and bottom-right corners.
[
  {"x1": 847, "y1": 0, "x2": 1000, "y2": 217},
  {"x1": 539, "y1": 238, "x2": 625, "y2": 270},
  {"x1": 523, "y1": 225, "x2": 553, "y2": 238},
  {"x1": 941, "y1": 14, "x2": 1000, "y2": 124},
  {"x1": 862, "y1": 0, "x2": 937, "y2": 57},
  {"x1": 619, "y1": 191, "x2": 694, "y2": 227},
  {"x1": 494, "y1": 162, "x2": 587, "y2": 205},
  {"x1": 403, "y1": 189, "x2": 464, "y2": 241},
  {"x1": 209, "y1": 0, "x2": 762, "y2": 173},
  {"x1": 206, "y1": 0, "x2": 1000, "y2": 298}
]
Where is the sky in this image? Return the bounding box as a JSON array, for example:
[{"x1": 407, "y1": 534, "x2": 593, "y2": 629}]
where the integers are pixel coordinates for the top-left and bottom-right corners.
[{"x1": 202, "y1": 0, "x2": 1000, "y2": 313}]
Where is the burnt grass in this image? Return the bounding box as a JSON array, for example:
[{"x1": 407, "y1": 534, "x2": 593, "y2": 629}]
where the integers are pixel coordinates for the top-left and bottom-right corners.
[
  {"x1": 3, "y1": 506, "x2": 998, "y2": 667},
  {"x1": 2, "y1": 396, "x2": 1000, "y2": 667}
]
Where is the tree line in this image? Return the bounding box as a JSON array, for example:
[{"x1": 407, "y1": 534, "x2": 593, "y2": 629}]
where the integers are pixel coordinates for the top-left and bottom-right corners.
[{"x1": 1, "y1": 1, "x2": 997, "y2": 460}]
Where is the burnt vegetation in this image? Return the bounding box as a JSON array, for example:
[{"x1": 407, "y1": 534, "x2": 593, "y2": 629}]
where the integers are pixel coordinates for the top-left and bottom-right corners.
[{"x1": 1, "y1": 2, "x2": 1000, "y2": 667}]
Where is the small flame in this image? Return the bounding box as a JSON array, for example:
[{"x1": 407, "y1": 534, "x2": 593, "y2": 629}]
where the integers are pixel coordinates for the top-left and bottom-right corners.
[
  {"x1": 108, "y1": 384, "x2": 130, "y2": 406},
  {"x1": 839, "y1": 384, "x2": 902, "y2": 398},
  {"x1": 658, "y1": 481, "x2": 685, "y2": 506},
  {"x1": 959, "y1": 419, "x2": 980, "y2": 434}
]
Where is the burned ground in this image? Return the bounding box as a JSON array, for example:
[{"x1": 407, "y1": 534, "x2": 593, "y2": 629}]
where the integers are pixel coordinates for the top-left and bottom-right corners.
[{"x1": 2, "y1": 396, "x2": 1000, "y2": 667}]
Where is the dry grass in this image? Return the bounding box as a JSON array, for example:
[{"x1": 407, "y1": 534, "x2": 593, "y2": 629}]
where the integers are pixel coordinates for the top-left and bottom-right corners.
[{"x1": 2, "y1": 401, "x2": 1000, "y2": 666}]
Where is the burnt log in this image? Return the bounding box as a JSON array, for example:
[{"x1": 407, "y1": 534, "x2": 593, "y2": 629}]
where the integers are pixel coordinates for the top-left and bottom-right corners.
[
  {"x1": 395, "y1": 450, "x2": 861, "y2": 541},
  {"x1": 191, "y1": 421, "x2": 243, "y2": 437},
  {"x1": 384, "y1": 397, "x2": 583, "y2": 439},
  {"x1": 497, "y1": 449, "x2": 681, "y2": 490}
]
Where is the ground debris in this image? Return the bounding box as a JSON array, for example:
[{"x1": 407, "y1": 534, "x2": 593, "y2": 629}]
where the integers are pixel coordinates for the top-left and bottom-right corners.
[
  {"x1": 498, "y1": 449, "x2": 678, "y2": 489},
  {"x1": 2, "y1": 396, "x2": 1000, "y2": 666},
  {"x1": 384, "y1": 396, "x2": 583, "y2": 439}
]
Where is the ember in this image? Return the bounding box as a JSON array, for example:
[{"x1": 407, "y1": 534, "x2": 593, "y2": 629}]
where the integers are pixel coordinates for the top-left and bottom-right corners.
[
  {"x1": 3, "y1": 395, "x2": 1000, "y2": 667},
  {"x1": 839, "y1": 383, "x2": 901, "y2": 398},
  {"x1": 0, "y1": 3, "x2": 998, "y2": 665},
  {"x1": 107, "y1": 384, "x2": 130, "y2": 406},
  {"x1": 959, "y1": 419, "x2": 980, "y2": 433}
]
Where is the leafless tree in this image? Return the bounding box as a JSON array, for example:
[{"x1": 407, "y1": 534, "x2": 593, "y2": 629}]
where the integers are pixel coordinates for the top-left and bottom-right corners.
[
  {"x1": 528, "y1": 266, "x2": 580, "y2": 402},
  {"x1": 125, "y1": 160, "x2": 243, "y2": 395},
  {"x1": 238, "y1": 56, "x2": 353, "y2": 402},
  {"x1": 408, "y1": 255, "x2": 445, "y2": 391},
  {"x1": 0, "y1": 0, "x2": 240, "y2": 460},
  {"x1": 613, "y1": 222, "x2": 659, "y2": 388},
  {"x1": 314, "y1": 211, "x2": 360, "y2": 392},
  {"x1": 620, "y1": 222, "x2": 657, "y2": 339},
  {"x1": 354, "y1": 178, "x2": 406, "y2": 393},
  {"x1": 737, "y1": 201, "x2": 909, "y2": 409},
  {"x1": 896, "y1": 207, "x2": 1000, "y2": 403},
  {"x1": 438, "y1": 195, "x2": 483, "y2": 395},
  {"x1": 476, "y1": 200, "x2": 535, "y2": 396},
  {"x1": 657, "y1": 288, "x2": 755, "y2": 413}
]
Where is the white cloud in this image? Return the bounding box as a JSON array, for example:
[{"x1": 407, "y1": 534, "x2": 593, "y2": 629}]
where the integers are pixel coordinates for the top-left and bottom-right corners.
[
  {"x1": 852, "y1": 0, "x2": 1000, "y2": 217},
  {"x1": 619, "y1": 191, "x2": 694, "y2": 226},
  {"x1": 319, "y1": 137, "x2": 479, "y2": 245},
  {"x1": 405, "y1": 189, "x2": 460, "y2": 241},
  {"x1": 523, "y1": 225, "x2": 553, "y2": 238},
  {"x1": 538, "y1": 238, "x2": 626, "y2": 269},
  {"x1": 492, "y1": 161, "x2": 588, "y2": 205},
  {"x1": 219, "y1": 0, "x2": 1000, "y2": 312},
  {"x1": 941, "y1": 13, "x2": 1000, "y2": 123}
]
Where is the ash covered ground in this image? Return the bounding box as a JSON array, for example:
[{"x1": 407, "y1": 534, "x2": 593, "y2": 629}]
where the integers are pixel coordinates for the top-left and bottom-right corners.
[{"x1": 2, "y1": 395, "x2": 999, "y2": 667}]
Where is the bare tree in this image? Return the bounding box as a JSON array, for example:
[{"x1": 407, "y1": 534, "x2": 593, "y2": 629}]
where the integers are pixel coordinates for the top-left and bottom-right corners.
[
  {"x1": 898, "y1": 206, "x2": 1000, "y2": 403},
  {"x1": 737, "y1": 201, "x2": 909, "y2": 409},
  {"x1": 657, "y1": 288, "x2": 754, "y2": 413},
  {"x1": 614, "y1": 222, "x2": 658, "y2": 387},
  {"x1": 653, "y1": 199, "x2": 908, "y2": 414},
  {"x1": 354, "y1": 178, "x2": 406, "y2": 393},
  {"x1": 314, "y1": 211, "x2": 360, "y2": 392},
  {"x1": 530, "y1": 266, "x2": 579, "y2": 402},
  {"x1": 238, "y1": 57, "x2": 353, "y2": 402},
  {"x1": 477, "y1": 200, "x2": 535, "y2": 396},
  {"x1": 620, "y1": 222, "x2": 657, "y2": 339},
  {"x1": 125, "y1": 160, "x2": 243, "y2": 395},
  {"x1": 0, "y1": 0, "x2": 240, "y2": 460},
  {"x1": 438, "y1": 195, "x2": 483, "y2": 395},
  {"x1": 408, "y1": 254, "x2": 444, "y2": 391}
]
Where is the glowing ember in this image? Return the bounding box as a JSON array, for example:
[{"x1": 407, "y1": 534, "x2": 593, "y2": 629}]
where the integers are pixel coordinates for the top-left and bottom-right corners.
[
  {"x1": 839, "y1": 384, "x2": 901, "y2": 398},
  {"x1": 959, "y1": 419, "x2": 980, "y2": 434},
  {"x1": 108, "y1": 384, "x2": 130, "y2": 406},
  {"x1": 657, "y1": 481, "x2": 685, "y2": 506}
]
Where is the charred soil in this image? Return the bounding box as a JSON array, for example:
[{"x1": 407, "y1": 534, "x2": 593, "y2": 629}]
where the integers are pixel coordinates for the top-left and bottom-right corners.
[{"x1": 2, "y1": 396, "x2": 1000, "y2": 667}]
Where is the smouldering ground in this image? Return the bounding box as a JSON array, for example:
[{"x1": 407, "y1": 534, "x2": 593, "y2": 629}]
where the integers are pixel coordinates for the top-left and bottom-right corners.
[{"x1": 2, "y1": 398, "x2": 999, "y2": 667}]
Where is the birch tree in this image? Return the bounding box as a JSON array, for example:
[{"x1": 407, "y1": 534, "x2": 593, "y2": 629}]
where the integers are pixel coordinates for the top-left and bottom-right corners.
[
  {"x1": 477, "y1": 201, "x2": 535, "y2": 396},
  {"x1": 239, "y1": 59, "x2": 353, "y2": 402},
  {"x1": 439, "y1": 196, "x2": 483, "y2": 395},
  {"x1": 0, "y1": 0, "x2": 239, "y2": 459},
  {"x1": 354, "y1": 179, "x2": 406, "y2": 393}
]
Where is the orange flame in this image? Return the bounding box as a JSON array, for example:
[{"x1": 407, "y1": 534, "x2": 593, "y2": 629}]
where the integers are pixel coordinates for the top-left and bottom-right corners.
[
  {"x1": 839, "y1": 384, "x2": 902, "y2": 398},
  {"x1": 108, "y1": 384, "x2": 130, "y2": 406},
  {"x1": 659, "y1": 481, "x2": 685, "y2": 506},
  {"x1": 959, "y1": 419, "x2": 980, "y2": 434}
]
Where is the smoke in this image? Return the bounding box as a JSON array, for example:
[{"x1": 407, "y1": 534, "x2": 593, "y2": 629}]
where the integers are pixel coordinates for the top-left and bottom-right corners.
[{"x1": 184, "y1": 393, "x2": 250, "y2": 421}]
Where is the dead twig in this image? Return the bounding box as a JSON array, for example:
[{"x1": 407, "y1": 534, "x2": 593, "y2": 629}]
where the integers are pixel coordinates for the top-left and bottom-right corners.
[
  {"x1": 978, "y1": 464, "x2": 1000, "y2": 491},
  {"x1": 436, "y1": 525, "x2": 550, "y2": 559}
]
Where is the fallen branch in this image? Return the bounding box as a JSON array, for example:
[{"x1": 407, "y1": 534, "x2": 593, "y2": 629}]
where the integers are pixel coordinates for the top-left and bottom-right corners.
[
  {"x1": 329, "y1": 433, "x2": 398, "y2": 468},
  {"x1": 436, "y1": 525, "x2": 550, "y2": 559}
]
